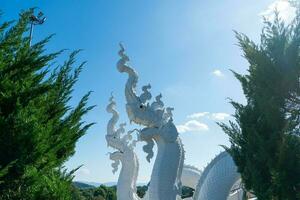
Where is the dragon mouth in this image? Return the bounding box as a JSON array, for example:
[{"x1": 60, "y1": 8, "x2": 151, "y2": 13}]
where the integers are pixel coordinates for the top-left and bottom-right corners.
[
  {"x1": 112, "y1": 150, "x2": 124, "y2": 154},
  {"x1": 109, "y1": 150, "x2": 124, "y2": 161}
]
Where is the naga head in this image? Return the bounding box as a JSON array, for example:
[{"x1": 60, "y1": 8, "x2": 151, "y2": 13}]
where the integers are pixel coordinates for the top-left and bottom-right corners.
[
  {"x1": 106, "y1": 96, "x2": 138, "y2": 171},
  {"x1": 117, "y1": 44, "x2": 173, "y2": 128},
  {"x1": 117, "y1": 44, "x2": 179, "y2": 162}
]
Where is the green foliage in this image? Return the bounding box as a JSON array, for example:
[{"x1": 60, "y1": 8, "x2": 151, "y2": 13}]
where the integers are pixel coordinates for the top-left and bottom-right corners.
[
  {"x1": 219, "y1": 11, "x2": 300, "y2": 200},
  {"x1": 136, "y1": 185, "x2": 147, "y2": 198},
  {"x1": 181, "y1": 186, "x2": 194, "y2": 199},
  {"x1": 72, "y1": 184, "x2": 117, "y2": 200},
  {"x1": 0, "y1": 10, "x2": 94, "y2": 199},
  {"x1": 136, "y1": 185, "x2": 194, "y2": 199},
  {"x1": 135, "y1": 185, "x2": 194, "y2": 199},
  {"x1": 73, "y1": 181, "x2": 96, "y2": 189}
]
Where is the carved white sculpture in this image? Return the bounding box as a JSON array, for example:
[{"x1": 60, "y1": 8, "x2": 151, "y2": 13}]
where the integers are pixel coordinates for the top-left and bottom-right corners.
[
  {"x1": 106, "y1": 96, "x2": 203, "y2": 200},
  {"x1": 193, "y1": 152, "x2": 240, "y2": 200},
  {"x1": 106, "y1": 45, "x2": 247, "y2": 200},
  {"x1": 178, "y1": 165, "x2": 202, "y2": 200},
  {"x1": 106, "y1": 96, "x2": 140, "y2": 200},
  {"x1": 227, "y1": 179, "x2": 245, "y2": 200},
  {"x1": 181, "y1": 165, "x2": 202, "y2": 191},
  {"x1": 180, "y1": 152, "x2": 242, "y2": 200},
  {"x1": 117, "y1": 43, "x2": 185, "y2": 200}
]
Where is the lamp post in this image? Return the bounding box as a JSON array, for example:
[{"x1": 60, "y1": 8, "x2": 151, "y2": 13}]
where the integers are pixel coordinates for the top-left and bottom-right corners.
[{"x1": 29, "y1": 11, "x2": 46, "y2": 47}]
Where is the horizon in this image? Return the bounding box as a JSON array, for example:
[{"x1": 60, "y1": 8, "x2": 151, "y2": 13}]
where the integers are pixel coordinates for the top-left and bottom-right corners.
[{"x1": 2, "y1": 0, "x2": 296, "y2": 183}]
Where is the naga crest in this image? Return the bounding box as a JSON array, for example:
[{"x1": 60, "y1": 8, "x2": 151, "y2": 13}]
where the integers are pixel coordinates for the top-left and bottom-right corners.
[
  {"x1": 117, "y1": 44, "x2": 180, "y2": 161},
  {"x1": 106, "y1": 96, "x2": 138, "y2": 173},
  {"x1": 117, "y1": 44, "x2": 174, "y2": 128}
]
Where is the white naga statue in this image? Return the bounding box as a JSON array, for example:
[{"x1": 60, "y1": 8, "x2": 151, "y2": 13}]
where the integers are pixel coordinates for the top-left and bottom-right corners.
[
  {"x1": 106, "y1": 95, "x2": 140, "y2": 200},
  {"x1": 106, "y1": 96, "x2": 203, "y2": 199},
  {"x1": 106, "y1": 44, "x2": 246, "y2": 200},
  {"x1": 106, "y1": 98, "x2": 202, "y2": 200},
  {"x1": 117, "y1": 44, "x2": 185, "y2": 200}
]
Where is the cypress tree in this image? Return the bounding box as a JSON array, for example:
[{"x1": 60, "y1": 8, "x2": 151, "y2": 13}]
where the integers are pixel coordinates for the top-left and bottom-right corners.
[
  {"x1": 220, "y1": 11, "x2": 300, "y2": 200},
  {"x1": 0, "y1": 10, "x2": 94, "y2": 199}
]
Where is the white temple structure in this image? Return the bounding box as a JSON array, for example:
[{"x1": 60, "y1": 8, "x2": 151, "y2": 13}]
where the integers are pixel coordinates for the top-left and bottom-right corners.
[{"x1": 105, "y1": 44, "x2": 254, "y2": 200}]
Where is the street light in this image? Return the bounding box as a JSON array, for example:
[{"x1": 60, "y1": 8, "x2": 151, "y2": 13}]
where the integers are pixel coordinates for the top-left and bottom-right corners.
[{"x1": 29, "y1": 11, "x2": 46, "y2": 46}]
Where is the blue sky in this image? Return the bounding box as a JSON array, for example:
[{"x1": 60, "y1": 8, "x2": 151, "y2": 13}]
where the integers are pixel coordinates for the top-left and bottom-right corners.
[{"x1": 2, "y1": 0, "x2": 296, "y2": 183}]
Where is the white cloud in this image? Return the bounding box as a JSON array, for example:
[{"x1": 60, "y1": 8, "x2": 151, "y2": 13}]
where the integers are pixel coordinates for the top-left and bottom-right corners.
[
  {"x1": 211, "y1": 113, "x2": 230, "y2": 121},
  {"x1": 212, "y1": 69, "x2": 224, "y2": 77},
  {"x1": 176, "y1": 120, "x2": 209, "y2": 133},
  {"x1": 76, "y1": 167, "x2": 91, "y2": 176},
  {"x1": 187, "y1": 112, "x2": 230, "y2": 120},
  {"x1": 187, "y1": 112, "x2": 210, "y2": 119},
  {"x1": 177, "y1": 112, "x2": 231, "y2": 133},
  {"x1": 260, "y1": 0, "x2": 296, "y2": 23}
]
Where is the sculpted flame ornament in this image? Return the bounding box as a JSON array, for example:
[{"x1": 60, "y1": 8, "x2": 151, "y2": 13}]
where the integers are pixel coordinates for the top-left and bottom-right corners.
[
  {"x1": 106, "y1": 95, "x2": 140, "y2": 200},
  {"x1": 117, "y1": 44, "x2": 185, "y2": 200}
]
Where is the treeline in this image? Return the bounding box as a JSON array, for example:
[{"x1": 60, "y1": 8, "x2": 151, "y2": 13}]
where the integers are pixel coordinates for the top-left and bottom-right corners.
[
  {"x1": 71, "y1": 184, "x2": 194, "y2": 200},
  {"x1": 71, "y1": 185, "x2": 117, "y2": 200}
]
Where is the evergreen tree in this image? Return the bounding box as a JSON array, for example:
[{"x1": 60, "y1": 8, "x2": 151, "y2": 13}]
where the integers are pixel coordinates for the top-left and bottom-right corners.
[
  {"x1": 219, "y1": 10, "x2": 300, "y2": 200},
  {"x1": 0, "y1": 10, "x2": 94, "y2": 199}
]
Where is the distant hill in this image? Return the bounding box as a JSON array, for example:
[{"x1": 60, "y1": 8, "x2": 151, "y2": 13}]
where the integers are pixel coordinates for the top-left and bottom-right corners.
[
  {"x1": 76, "y1": 181, "x2": 116, "y2": 187},
  {"x1": 80, "y1": 181, "x2": 103, "y2": 187},
  {"x1": 74, "y1": 181, "x2": 148, "y2": 187},
  {"x1": 73, "y1": 181, "x2": 95, "y2": 189}
]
